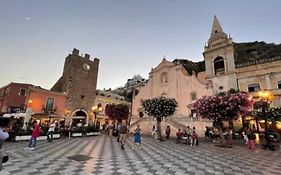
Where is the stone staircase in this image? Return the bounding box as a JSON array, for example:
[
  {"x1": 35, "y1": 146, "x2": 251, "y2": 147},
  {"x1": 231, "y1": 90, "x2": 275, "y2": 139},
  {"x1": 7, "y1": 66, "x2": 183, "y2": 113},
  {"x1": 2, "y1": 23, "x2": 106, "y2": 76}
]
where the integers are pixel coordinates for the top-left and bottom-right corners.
[{"x1": 129, "y1": 116, "x2": 213, "y2": 137}]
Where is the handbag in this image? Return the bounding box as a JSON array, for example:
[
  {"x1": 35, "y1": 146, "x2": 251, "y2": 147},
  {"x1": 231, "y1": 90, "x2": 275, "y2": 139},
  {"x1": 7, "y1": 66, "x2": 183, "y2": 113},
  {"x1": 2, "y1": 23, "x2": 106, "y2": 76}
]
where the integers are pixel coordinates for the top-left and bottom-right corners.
[{"x1": 2, "y1": 155, "x2": 9, "y2": 164}]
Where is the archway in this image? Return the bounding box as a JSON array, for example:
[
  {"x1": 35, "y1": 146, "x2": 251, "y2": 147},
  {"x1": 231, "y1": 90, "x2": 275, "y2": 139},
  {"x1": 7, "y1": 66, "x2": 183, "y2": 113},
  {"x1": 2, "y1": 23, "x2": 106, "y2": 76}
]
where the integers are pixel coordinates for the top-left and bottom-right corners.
[
  {"x1": 214, "y1": 56, "x2": 225, "y2": 75},
  {"x1": 71, "y1": 109, "x2": 88, "y2": 126}
]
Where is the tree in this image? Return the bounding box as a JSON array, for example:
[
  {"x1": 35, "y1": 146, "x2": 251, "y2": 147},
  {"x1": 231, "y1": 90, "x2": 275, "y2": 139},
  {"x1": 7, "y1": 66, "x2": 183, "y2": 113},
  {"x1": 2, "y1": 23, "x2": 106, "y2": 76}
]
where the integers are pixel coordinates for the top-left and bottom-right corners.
[
  {"x1": 142, "y1": 97, "x2": 177, "y2": 140},
  {"x1": 194, "y1": 92, "x2": 250, "y2": 145},
  {"x1": 254, "y1": 105, "x2": 281, "y2": 130},
  {"x1": 105, "y1": 103, "x2": 130, "y2": 124}
]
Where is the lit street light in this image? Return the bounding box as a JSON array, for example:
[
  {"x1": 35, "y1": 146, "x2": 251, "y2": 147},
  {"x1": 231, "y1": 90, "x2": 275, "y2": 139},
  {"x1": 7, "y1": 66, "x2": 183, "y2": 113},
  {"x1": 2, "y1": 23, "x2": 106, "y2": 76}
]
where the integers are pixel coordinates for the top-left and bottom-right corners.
[{"x1": 92, "y1": 103, "x2": 102, "y2": 128}]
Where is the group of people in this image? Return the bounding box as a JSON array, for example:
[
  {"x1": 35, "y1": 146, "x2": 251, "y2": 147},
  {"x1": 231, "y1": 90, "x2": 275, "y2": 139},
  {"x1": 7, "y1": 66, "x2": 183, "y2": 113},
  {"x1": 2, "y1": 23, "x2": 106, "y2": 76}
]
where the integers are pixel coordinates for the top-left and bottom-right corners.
[
  {"x1": 24, "y1": 120, "x2": 56, "y2": 151},
  {"x1": 114, "y1": 121, "x2": 142, "y2": 150},
  {"x1": 175, "y1": 126, "x2": 198, "y2": 146}
]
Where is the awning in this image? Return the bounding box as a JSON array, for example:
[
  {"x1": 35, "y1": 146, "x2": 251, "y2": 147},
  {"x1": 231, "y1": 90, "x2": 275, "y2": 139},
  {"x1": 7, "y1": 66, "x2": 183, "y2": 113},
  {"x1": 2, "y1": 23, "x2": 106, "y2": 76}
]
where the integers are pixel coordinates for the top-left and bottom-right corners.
[
  {"x1": 72, "y1": 116, "x2": 86, "y2": 119},
  {"x1": 3, "y1": 113, "x2": 26, "y2": 118}
]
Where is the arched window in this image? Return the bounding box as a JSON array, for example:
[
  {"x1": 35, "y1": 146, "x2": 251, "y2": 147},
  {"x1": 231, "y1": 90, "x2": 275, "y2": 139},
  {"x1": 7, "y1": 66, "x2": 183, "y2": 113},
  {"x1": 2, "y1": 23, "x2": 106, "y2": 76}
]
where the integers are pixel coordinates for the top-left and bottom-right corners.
[
  {"x1": 214, "y1": 56, "x2": 225, "y2": 75},
  {"x1": 160, "y1": 72, "x2": 168, "y2": 84},
  {"x1": 248, "y1": 84, "x2": 260, "y2": 92},
  {"x1": 278, "y1": 81, "x2": 281, "y2": 89}
]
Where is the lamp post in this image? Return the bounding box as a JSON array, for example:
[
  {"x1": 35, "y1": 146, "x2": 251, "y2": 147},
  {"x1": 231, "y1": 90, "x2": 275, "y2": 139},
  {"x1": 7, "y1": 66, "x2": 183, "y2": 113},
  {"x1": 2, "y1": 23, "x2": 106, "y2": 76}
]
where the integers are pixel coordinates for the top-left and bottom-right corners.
[
  {"x1": 92, "y1": 104, "x2": 102, "y2": 128},
  {"x1": 258, "y1": 90, "x2": 272, "y2": 132}
]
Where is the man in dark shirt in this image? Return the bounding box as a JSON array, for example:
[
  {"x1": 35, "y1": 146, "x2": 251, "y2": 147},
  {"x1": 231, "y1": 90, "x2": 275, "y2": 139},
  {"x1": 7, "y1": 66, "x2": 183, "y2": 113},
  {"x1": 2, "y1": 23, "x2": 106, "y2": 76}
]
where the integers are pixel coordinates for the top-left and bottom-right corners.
[{"x1": 119, "y1": 121, "x2": 128, "y2": 150}]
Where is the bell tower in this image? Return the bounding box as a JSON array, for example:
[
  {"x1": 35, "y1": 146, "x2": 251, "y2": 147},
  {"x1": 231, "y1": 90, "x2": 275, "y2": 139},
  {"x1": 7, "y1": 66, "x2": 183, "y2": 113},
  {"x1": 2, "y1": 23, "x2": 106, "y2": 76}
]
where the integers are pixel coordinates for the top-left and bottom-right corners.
[{"x1": 203, "y1": 16, "x2": 237, "y2": 93}]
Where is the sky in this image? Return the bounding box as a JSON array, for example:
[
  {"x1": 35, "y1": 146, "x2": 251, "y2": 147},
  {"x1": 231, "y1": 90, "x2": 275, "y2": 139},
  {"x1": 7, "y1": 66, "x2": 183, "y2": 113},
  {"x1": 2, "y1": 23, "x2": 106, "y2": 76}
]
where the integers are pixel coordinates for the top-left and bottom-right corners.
[{"x1": 1, "y1": 0, "x2": 281, "y2": 90}]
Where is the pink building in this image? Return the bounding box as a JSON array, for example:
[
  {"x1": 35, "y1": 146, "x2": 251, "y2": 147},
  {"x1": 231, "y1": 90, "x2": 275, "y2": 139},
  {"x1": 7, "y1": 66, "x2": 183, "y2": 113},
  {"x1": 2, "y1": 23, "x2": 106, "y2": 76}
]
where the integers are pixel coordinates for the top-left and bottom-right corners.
[
  {"x1": 26, "y1": 86, "x2": 67, "y2": 124},
  {"x1": 0, "y1": 82, "x2": 33, "y2": 114}
]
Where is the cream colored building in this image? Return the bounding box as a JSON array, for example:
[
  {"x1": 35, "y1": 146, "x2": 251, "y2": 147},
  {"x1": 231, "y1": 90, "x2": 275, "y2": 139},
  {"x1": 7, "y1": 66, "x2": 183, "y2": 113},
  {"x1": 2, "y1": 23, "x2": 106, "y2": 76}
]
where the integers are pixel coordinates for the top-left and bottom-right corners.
[
  {"x1": 203, "y1": 16, "x2": 281, "y2": 106},
  {"x1": 95, "y1": 90, "x2": 131, "y2": 126},
  {"x1": 131, "y1": 16, "x2": 281, "y2": 136}
]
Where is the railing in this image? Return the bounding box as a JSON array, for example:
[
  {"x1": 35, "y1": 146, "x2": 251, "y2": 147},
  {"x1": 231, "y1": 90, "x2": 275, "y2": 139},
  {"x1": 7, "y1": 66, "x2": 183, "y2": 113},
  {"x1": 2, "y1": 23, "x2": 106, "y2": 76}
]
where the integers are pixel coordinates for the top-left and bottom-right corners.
[{"x1": 42, "y1": 105, "x2": 57, "y2": 114}]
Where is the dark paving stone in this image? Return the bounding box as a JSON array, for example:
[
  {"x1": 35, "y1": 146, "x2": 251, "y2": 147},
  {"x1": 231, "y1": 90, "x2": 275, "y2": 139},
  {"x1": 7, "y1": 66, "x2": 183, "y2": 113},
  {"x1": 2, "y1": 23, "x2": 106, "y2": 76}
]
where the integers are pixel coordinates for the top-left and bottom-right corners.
[{"x1": 68, "y1": 154, "x2": 92, "y2": 161}]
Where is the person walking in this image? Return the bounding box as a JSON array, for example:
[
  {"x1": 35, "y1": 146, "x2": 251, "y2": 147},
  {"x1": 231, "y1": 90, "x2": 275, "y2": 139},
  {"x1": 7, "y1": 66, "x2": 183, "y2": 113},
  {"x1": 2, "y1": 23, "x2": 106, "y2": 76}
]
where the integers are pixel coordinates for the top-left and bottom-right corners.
[
  {"x1": 47, "y1": 121, "x2": 56, "y2": 142},
  {"x1": 119, "y1": 121, "x2": 128, "y2": 150},
  {"x1": 226, "y1": 127, "x2": 233, "y2": 148},
  {"x1": 191, "y1": 130, "x2": 198, "y2": 146},
  {"x1": 25, "y1": 120, "x2": 41, "y2": 151},
  {"x1": 247, "y1": 129, "x2": 256, "y2": 150},
  {"x1": 165, "y1": 125, "x2": 171, "y2": 139},
  {"x1": 151, "y1": 125, "x2": 157, "y2": 140},
  {"x1": 0, "y1": 118, "x2": 10, "y2": 171},
  {"x1": 133, "y1": 124, "x2": 142, "y2": 149}
]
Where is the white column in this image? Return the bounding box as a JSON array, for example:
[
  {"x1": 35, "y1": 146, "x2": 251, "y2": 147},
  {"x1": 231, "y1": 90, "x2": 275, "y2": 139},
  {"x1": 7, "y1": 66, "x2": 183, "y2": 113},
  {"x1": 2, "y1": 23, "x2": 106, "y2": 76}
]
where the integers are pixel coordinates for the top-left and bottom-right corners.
[{"x1": 265, "y1": 74, "x2": 272, "y2": 89}]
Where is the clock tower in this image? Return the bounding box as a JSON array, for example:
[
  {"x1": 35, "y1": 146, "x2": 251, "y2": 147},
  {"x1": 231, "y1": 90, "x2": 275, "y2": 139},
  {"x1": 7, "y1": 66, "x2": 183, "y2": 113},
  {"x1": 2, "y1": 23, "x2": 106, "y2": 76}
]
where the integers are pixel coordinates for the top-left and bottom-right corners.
[{"x1": 52, "y1": 48, "x2": 99, "y2": 125}]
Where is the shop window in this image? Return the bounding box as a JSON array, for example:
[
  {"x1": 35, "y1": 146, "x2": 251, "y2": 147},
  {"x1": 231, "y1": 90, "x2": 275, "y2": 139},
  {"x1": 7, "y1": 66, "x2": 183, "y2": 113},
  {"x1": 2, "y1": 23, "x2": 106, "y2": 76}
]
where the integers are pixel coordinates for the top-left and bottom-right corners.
[{"x1": 248, "y1": 84, "x2": 260, "y2": 92}]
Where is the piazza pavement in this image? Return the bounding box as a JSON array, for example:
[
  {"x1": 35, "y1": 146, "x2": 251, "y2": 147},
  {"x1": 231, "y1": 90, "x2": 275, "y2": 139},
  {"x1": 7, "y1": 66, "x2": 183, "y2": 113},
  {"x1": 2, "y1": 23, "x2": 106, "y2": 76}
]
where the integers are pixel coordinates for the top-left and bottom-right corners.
[{"x1": 1, "y1": 134, "x2": 281, "y2": 175}]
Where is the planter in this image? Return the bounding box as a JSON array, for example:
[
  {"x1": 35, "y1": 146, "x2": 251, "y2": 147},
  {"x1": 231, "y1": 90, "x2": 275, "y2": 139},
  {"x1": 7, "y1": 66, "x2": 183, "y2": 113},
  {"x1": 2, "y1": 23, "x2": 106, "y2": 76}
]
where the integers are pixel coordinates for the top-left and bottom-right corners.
[
  {"x1": 93, "y1": 132, "x2": 100, "y2": 136},
  {"x1": 53, "y1": 134, "x2": 60, "y2": 139},
  {"x1": 15, "y1": 134, "x2": 61, "y2": 141},
  {"x1": 72, "y1": 133, "x2": 83, "y2": 137},
  {"x1": 15, "y1": 135, "x2": 31, "y2": 141},
  {"x1": 86, "y1": 132, "x2": 94, "y2": 136}
]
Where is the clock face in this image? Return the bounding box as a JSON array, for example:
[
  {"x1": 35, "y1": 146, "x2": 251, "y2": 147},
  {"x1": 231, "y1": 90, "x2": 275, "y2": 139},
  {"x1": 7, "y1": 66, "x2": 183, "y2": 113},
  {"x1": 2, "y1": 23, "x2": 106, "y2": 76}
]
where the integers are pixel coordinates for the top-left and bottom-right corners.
[{"x1": 82, "y1": 63, "x2": 90, "y2": 71}]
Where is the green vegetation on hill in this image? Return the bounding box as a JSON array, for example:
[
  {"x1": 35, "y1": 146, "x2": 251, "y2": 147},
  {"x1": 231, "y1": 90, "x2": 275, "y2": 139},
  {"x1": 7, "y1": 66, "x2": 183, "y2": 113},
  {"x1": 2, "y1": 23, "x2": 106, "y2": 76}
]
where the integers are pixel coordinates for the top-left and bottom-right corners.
[
  {"x1": 173, "y1": 59, "x2": 205, "y2": 75},
  {"x1": 234, "y1": 41, "x2": 281, "y2": 65}
]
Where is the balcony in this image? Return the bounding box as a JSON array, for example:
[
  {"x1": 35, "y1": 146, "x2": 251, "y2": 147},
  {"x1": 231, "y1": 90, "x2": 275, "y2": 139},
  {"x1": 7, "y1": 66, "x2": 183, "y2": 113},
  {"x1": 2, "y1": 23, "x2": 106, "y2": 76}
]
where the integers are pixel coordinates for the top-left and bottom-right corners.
[{"x1": 42, "y1": 105, "x2": 57, "y2": 114}]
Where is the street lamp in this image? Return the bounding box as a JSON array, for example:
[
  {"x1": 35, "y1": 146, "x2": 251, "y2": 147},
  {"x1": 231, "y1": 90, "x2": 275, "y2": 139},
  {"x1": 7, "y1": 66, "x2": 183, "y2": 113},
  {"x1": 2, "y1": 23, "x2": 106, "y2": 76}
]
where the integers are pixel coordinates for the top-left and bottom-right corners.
[
  {"x1": 257, "y1": 90, "x2": 272, "y2": 132},
  {"x1": 92, "y1": 104, "x2": 102, "y2": 128}
]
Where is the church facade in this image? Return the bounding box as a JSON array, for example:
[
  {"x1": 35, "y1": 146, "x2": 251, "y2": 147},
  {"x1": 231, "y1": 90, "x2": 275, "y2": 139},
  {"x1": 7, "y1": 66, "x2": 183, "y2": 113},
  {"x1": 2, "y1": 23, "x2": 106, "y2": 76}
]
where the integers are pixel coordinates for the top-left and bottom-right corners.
[{"x1": 132, "y1": 16, "x2": 281, "y2": 134}]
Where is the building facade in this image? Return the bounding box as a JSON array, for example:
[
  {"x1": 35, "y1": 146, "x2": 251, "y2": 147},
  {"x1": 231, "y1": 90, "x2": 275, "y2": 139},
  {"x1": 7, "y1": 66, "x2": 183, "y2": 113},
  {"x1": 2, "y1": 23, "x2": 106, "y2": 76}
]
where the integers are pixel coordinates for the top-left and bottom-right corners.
[
  {"x1": 0, "y1": 83, "x2": 33, "y2": 114},
  {"x1": 51, "y1": 48, "x2": 100, "y2": 125},
  {"x1": 131, "y1": 16, "x2": 281, "y2": 136},
  {"x1": 203, "y1": 16, "x2": 281, "y2": 106},
  {"x1": 95, "y1": 90, "x2": 131, "y2": 126},
  {"x1": 26, "y1": 86, "x2": 67, "y2": 125}
]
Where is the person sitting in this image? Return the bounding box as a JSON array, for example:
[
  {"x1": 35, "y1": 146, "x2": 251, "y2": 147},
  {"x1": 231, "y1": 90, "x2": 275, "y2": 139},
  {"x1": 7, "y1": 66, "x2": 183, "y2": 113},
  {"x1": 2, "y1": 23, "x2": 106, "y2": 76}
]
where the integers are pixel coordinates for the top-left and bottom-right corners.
[
  {"x1": 191, "y1": 130, "x2": 198, "y2": 146},
  {"x1": 182, "y1": 130, "x2": 188, "y2": 144},
  {"x1": 176, "y1": 129, "x2": 183, "y2": 144}
]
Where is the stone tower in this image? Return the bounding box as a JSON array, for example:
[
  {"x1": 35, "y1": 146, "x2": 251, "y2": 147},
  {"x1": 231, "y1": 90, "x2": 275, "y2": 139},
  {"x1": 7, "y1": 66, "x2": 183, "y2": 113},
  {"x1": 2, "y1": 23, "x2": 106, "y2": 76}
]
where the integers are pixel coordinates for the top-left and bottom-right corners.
[
  {"x1": 203, "y1": 16, "x2": 237, "y2": 94},
  {"x1": 52, "y1": 48, "x2": 99, "y2": 125}
]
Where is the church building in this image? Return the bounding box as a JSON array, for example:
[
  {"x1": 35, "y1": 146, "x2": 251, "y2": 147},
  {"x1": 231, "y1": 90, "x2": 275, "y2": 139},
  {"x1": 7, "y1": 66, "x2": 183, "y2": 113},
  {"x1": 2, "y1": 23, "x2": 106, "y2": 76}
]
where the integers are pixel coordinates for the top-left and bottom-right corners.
[{"x1": 131, "y1": 16, "x2": 281, "y2": 135}]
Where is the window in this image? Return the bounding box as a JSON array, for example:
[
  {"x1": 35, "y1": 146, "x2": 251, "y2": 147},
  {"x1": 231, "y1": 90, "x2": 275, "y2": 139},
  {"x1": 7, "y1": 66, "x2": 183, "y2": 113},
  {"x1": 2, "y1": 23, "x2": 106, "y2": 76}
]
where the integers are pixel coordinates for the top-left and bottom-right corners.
[
  {"x1": 5, "y1": 87, "x2": 10, "y2": 95},
  {"x1": 278, "y1": 81, "x2": 281, "y2": 89},
  {"x1": 191, "y1": 92, "x2": 197, "y2": 101},
  {"x1": 0, "y1": 91, "x2": 3, "y2": 99},
  {"x1": 248, "y1": 84, "x2": 260, "y2": 92},
  {"x1": 160, "y1": 72, "x2": 168, "y2": 84},
  {"x1": 46, "y1": 98, "x2": 54, "y2": 111},
  {"x1": 214, "y1": 56, "x2": 225, "y2": 75},
  {"x1": 19, "y1": 89, "x2": 27, "y2": 96}
]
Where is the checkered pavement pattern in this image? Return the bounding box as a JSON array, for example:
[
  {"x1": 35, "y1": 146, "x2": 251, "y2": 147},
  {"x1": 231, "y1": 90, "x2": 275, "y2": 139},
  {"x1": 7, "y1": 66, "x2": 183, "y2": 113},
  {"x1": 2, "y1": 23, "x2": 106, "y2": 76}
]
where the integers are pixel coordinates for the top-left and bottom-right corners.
[{"x1": 1, "y1": 134, "x2": 281, "y2": 175}]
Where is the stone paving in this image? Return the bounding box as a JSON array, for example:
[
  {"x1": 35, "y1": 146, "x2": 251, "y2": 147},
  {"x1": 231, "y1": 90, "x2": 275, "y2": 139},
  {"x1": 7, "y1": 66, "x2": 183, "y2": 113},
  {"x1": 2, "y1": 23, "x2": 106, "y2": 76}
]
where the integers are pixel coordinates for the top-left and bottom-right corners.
[{"x1": 1, "y1": 134, "x2": 281, "y2": 175}]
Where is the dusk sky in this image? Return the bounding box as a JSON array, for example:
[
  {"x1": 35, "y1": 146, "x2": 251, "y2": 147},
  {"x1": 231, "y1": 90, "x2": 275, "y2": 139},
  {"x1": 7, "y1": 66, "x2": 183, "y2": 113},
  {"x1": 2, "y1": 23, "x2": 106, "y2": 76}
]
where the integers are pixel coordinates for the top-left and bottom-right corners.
[{"x1": 1, "y1": 0, "x2": 281, "y2": 90}]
